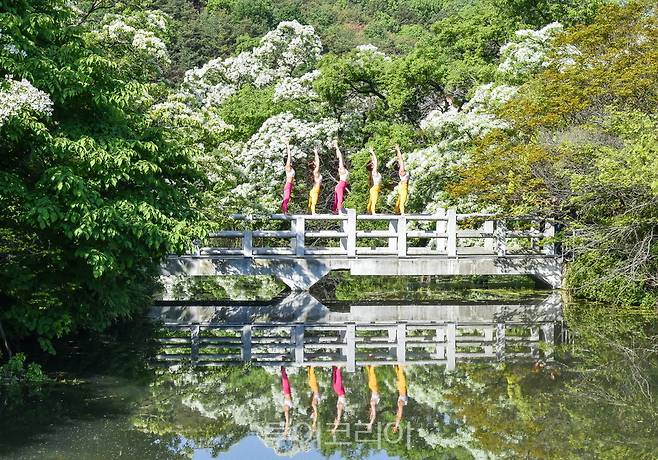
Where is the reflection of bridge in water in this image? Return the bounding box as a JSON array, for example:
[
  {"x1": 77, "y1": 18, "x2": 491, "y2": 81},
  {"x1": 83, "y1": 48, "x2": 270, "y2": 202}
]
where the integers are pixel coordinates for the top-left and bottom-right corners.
[
  {"x1": 161, "y1": 211, "x2": 562, "y2": 290},
  {"x1": 152, "y1": 293, "x2": 568, "y2": 371}
]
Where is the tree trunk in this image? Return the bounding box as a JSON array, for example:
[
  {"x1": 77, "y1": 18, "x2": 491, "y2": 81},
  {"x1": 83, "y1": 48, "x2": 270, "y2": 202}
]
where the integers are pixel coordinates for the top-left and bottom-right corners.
[{"x1": 0, "y1": 318, "x2": 12, "y2": 358}]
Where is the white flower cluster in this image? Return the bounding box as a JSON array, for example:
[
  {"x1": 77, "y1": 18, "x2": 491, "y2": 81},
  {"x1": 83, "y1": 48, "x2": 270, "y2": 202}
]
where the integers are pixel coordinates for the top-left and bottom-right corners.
[
  {"x1": 3, "y1": 44, "x2": 27, "y2": 58},
  {"x1": 498, "y1": 22, "x2": 564, "y2": 80},
  {"x1": 0, "y1": 76, "x2": 53, "y2": 128},
  {"x1": 398, "y1": 83, "x2": 517, "y2": 213},
  {"x1": 0, "y1": 29, "x2": 27, "y2": 58},
  {"x1": 462, "y1": 83, "x2": 518, "y2": 113},
  {"x1": 150, "y1": 99, "x2": 233, "y2": 136},
  {"x1": 273, "y1": 70, "x2": 320, "y2": 102},
  {"x1": 91, "y1": 11, "x2": 171, "y2": 67},
  {"x1": 355, "y1": 43, "x2": 391, "y2": 61},
  {"x1": 421, "y1": 83, "x2": 517, "y2": 142},
  {"x1": 238, "y1": 112, "x2": 340, "y2": 205},
  {"x1": 183, "y1": 21, "x2": 322, "y2": 108}
]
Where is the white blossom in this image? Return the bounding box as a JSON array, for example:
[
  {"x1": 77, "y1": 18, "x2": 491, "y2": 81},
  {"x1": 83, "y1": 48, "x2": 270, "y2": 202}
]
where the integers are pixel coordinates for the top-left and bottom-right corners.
[
  {"x1": 355, "y1": 43, "x2": 391, "y2": 61},
  {"x1": 498, "y1": 22, "x2": 564, "y2": 80},
  {"x1": 90, "y1": 12, "x2": 171, "y2": 67},
  {"x1": 273, "y1": 70, "x2": 320, "y2": 102},
  {"x1": 238, "y1": 112, "x2": 340, "y2": 208},
  {"x1": 0, "y1": 76, "x2": 53, "y2": 128},
  {"x1": 183, "y1": 21, "x2": 322, "y2": 108},
  {"x1": 2, "y1": 44, "x2": 27, "y2": 58}
]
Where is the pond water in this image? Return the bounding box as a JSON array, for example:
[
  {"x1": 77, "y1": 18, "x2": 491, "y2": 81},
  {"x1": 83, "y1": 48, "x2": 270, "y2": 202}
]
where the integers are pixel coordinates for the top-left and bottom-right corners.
[{"x1": 1, "y1": 276, "x2": 657, "y2": 459}]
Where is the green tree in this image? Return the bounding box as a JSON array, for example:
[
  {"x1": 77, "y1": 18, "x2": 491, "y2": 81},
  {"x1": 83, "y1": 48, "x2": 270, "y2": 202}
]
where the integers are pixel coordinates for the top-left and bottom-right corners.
[{"x1": 0, "y1": 0, "x2": 204, "y2": 352}]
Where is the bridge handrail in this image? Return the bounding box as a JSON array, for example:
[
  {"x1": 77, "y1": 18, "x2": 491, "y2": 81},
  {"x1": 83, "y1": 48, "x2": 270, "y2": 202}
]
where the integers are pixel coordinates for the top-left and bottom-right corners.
[
  {"x1": 156, "y1": 320, "x2": 556, "y2": 371},
  {"x1": 197, "y1": 208, "x2": 557, "y2": 258}
]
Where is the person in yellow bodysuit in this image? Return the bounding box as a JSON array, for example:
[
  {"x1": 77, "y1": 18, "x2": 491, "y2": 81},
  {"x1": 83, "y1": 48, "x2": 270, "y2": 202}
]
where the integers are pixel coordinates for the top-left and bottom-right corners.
[
  {"x1": 394, "y1": 145, "x2": 409, "y2": 215},
  {"x1": 366, "y1": 147, "x2": 382, "y2": 214},
  {"x1": 392, "y1": 364, "x2": 408, "y2": 433},
  {"x1": 308, "y1": 148, "x2": 322, "y2": 214},
  {"x1": 366, "y1": 365, "x2": 380, "y2": 430},
  {"x1": 307, "y1": 366, "x2": 321, "y2": 431}
]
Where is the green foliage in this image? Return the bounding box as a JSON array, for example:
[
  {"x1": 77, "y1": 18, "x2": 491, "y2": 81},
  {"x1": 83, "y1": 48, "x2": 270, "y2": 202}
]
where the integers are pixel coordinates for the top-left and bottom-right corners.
[
  {"x1": 453, "y1": 0, "x2": 658, "y2": 306},
  {"x1": 0, "y1": 353, "x2": 48, "y2": 385},
  {"x1": 0, "y1": 0, "x2": 205, "y2": 351}
]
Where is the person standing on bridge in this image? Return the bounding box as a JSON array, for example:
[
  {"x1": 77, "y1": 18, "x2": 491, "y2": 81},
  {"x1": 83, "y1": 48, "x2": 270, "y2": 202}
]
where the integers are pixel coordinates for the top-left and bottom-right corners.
[
  {"x1": 280, "y1": 366, "x2": 294, "y2": 437},
  {"x1": 365, "y1": 365, "x2": 380, "y2": 431},
  {"x1": 366, "y1": 147, "x2": 382, "y2": 214},
  {"x1": 332, "y1": 140, "x2": 349, "y2": 213},
  {"x1": 394, "y1": 145, "x2": 409, "y2": 215},
  {"x1": 308, "y1": 148, "x2": 322, "y2": 215},
  {"x1": 307, "y1": 366, "x2": 321, "y2": 431},
  {"x1": 392, "y1": 364, "x2": 408, "y2": 433},
  {"x1": 281, "y1": 141, "x2": 295, "y2": 214},
  {"x1": 331, "y1": 365, "x2": 348, "y2": 435}
]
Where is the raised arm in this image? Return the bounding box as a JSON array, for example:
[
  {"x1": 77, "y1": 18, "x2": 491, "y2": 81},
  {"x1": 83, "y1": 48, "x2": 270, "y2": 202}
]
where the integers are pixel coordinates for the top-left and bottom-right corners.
[
  {"x1": 369, "y1": 146, "x2": 378, "y2": 174},
  {"x1": 392, "y1": 400, "x2": 404, "y2": 433},
  {"x1": 285, "y1": 141, "x2": 292, "y2": 171},
  {"x1": 395, "y1": 144, "x2": 405, "y2": 174},
  {"x1": 367, "y1": 399, "x2": 377, "y2": 431},
  {"x1": 283, "y1": 404, "x2": 291, "y2": 437},
  {"x1": 331, "y1": 403, "x2": 344, "y2": 435},
  {"x1": 334, "y1": 139, "x2": 345, "y2": 171},
  {"x1": 313, "y1": 147, "x2": 321, "y2": 177}
]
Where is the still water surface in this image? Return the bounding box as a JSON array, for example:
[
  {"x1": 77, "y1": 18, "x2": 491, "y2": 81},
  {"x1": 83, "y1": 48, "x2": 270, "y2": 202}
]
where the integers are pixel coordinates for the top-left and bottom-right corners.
[{"x1": 1, "y1": 276, "x2": 657, "y2": 459}]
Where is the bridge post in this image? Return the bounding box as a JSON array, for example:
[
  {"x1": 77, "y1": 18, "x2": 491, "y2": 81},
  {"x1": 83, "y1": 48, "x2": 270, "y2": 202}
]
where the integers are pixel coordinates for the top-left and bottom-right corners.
[
  {"x1": 447, "y1": 209, "x2": 457, "y2": 257},
  {"x1": 446, "y1": 323, "x2": 456, "y2": 371},
  {"x1": 397, "y1": 216, "x2": 407, "y2": 257},
  {"x1": 396, "y1": 323, "x2": 407, "y2": 364},
  {"x1": 346, "y1": 323, "x2": 356, "y2": 371},
  {"x1": 496, "y1": 322, "x2": 506, "y2": 362},
  {"x1": 435, "y1": 208, "x2": 447, "y2": 254},
  {"x1": 340, "y1": 209, "x2": 357, "y2": 256},
  {"x1": 241, "y1": 325, "x2": 252, "y2": 362},
  {"x1": 543, "y1": 221, "x2": 556, "y2": 255},
  {"x1": 294, "y1": 324, "x2": 305, "y2": 365},
  {"x1": 242, "y1": 231, "x2": 253, "y2": 257},
  {"x1": 388, "y1": 218, "x2": 398, "y2": 253},
  {"x1": 541, "y1": 323, "x2": 555, "y2": 359},
  {"x1": 483, "y1": 220, "x2": 495, "y2": 252},
  {"x1": 294, "y1": 216, "x2": 305, "y2": 257},
  {"x1": 347, "y1": 209, "x2": 356, "y2": 257},
  {"x1": 495, "y1": 220, "x2": 507, "y2": 256},
  {"x1": 191, "y1": 324, "x2": 200, "y2": 362},
  {"x1": 529, "y1": 220, "x2": 538, "y2": 251}
]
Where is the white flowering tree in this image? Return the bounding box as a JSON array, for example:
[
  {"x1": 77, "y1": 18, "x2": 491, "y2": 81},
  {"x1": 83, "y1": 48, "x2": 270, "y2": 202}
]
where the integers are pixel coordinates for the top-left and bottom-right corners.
[
  {"x1": 238, "y1": 112, "x2": 340, "y2": 212},
  {"x1": 0, "y1": 0, "x2": 205, "y2": 352},
  {"x1": 0, "y1": 76, "x2": 53, "y2": 128},
  {"x1": 86, "y1": 10, "x2": 173, "y2": 77},
  {"x1": 497, "y1": 22, "x2": 565, "y2": 83},
  {"x1": 182, "y1": 21, "x2": 323, "y2": 108},
  {"x1": 394, "y1": 21, "x2": 566, "y2": 214}
]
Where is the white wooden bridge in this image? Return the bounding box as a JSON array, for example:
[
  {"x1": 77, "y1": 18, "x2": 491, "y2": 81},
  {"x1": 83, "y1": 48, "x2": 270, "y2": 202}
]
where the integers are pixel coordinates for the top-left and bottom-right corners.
[
  {"x1": 162, "y1": 209, "x2": 562, "y2": 291},
  {"x1": 153, "y1": 293, "x2": 567, "y2": 371}
]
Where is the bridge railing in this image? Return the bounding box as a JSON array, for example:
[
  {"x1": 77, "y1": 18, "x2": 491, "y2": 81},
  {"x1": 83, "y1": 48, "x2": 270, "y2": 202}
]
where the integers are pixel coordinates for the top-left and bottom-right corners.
[
  {"x1": 197, "y1": 209, "x2": 556, "y2": 258},
  {"x1": 156, "y1": 320, "x2": 557, "y2": 371}
]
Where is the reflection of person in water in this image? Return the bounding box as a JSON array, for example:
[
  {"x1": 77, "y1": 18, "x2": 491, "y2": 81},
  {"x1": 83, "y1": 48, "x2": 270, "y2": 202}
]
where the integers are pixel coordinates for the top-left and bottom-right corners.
[
  {"x1": 307, "y1": 366, "x2": 321, "y2": 432},
  {"x1": 280, "y1": 366, "x2": 293, "y2": 437},
  {"x1": 366, "y1": 365, "x2": 380, "y2": 431},
  {"x1": 392, "y1": 364, "x2": 408, "y2": 433},
  {"x1": 331, "y1": 366, "x2": 347, "y2": 435}
]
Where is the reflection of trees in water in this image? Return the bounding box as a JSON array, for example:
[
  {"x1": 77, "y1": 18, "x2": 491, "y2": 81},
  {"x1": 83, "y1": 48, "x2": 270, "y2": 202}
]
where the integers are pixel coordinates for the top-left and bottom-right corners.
[
  {"x1": 133, "y1": 364, "x2": 486, "y2": 458},
  {"x1": 135, "y1": 305, "x2": 658, "y2": 459},
  {"x1": 445, "y1": 304, "x2": 658, "y2": 459}
]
